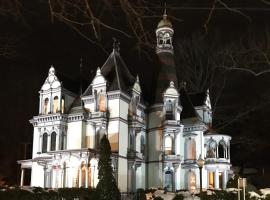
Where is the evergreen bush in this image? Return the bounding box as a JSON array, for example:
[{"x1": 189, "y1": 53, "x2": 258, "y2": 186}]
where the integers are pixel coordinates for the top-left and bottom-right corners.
[
  {"x1": 96, "y1": 135, "x2": 121, "y2": 200},
  {"x1": 172, "y1": 193, "x2": 184, "y2": 200}
]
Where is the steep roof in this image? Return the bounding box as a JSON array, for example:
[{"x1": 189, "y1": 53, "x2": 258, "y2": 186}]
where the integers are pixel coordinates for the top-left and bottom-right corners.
[{"x1": 101, "y1": 49, "x2": 135, "y2": 92}]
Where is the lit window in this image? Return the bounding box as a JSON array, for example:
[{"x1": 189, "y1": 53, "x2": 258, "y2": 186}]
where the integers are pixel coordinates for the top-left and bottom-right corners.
[
  {"x1": 185, "y1": 138, "x2": 196, "y2": 160},
  {"x1": 44, "y1": 98, "x2": 49, "y2": 114},
  {"x1": 207, "y1": 140, "x2": 217, "y2": 158},
  {"x1": 53, "y1": 96, "x2": 59, "y2": 113},
  {"x1": 61, "y1": 96, "x2": 65, "y2": 113},
  {"x1": 164, "y1": 136, "x2": 173, "y2": 155},
  {"x1": 188, "y1": 171, "x2": 196, "y2": 191},
  {"x1": 98, "y1": 93, "x2": 106, "y2": 112}
]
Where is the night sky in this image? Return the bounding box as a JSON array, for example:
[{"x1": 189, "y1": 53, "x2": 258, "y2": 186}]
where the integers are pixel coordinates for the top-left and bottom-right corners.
[{"x1": 1, "y1": 0, "x2": 270, "y2": 187}]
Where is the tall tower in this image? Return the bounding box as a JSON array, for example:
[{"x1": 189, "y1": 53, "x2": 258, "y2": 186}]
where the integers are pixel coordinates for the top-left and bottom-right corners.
[
  {"x1": 154, "y1": 8, "x2": 177, "y2": 103},
  {"x1": 156, "y1": 8, "x2": 174, "y2": 54}
]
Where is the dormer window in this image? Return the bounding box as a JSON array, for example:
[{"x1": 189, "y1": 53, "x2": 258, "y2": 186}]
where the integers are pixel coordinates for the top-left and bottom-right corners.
[{"x1": 44, "y1": 98, "x2": 49, "y2": 114}]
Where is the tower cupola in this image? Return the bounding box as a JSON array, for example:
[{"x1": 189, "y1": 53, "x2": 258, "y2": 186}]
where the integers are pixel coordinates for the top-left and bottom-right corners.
[{"x1": 156, "y1": 8, "x2": 174, "y2": 54}]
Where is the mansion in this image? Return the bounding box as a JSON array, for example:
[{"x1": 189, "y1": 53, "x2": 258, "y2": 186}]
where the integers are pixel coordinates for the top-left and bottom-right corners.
[{"x1": 18, "y1": 10, "x2": 232, "y2": 192}]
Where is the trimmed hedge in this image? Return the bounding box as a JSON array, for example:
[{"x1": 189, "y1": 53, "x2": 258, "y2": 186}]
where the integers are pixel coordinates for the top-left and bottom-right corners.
[{"x1": 0, "y1": 187, "x2": 98, "y2": 200}]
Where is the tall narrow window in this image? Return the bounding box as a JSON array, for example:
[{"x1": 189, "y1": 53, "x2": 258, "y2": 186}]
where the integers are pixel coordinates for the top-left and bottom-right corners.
[
  {"x1": 141, "y1": 135, "x2": 145, "y2": 154},
  {"x1": 188, "y1": 171, "x2": 196, "y2": 191},
  {"x1": 50, "y1": 132, "x2": 56, "y2": 151},
  {"x1": 207, "y1": 140, "x2": 217, "y2": 158},
  {"x1": 53, "y1": 96, "x2": 59, "y2": 113},
  {"x1": 165, "y1": 100, "x2": 174, "y2": 120},
  {"x1": 42, "y1": 133, "x2": 48, "y2": 153},
  {"x1": 164, "y1": 136, "x2": 173, "y2": 155},
  {"x1": 44, "y1": 98, "x2": 49, "y2": 114},
  {"x1": 98, "y1": 93, "x2": 106, "y2": 112},
  {"x1": 185, "y1": 138, "x2": 196, "y2": 160},
  {"x1": 61, "y1": 96, "x2": 65, "y2": 113},
  {"x1": 218, "y1": 141, "x2": 226, "y2": 158}
]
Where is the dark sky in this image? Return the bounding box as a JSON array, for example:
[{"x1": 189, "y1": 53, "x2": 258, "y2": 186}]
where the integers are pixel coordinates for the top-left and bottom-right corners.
[{"x1": 1, "y1": 0, "x2": 270, "y2": 187}]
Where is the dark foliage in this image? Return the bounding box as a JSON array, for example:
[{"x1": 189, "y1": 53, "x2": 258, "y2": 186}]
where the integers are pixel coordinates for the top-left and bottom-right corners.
[
  {"x1": 136, "y1": 188, "x2": 146, "y2": 200},
  {"x1": 96, "y1": 135, "x2": 121, "y2": 200},
  {"x1": 0, "y1": 187, "x2": 98, "y2": 200},
  {"x1": 153, "y1": 196, "x2": 164, "y2": 200},
  {"x1": 172, "y1": 194, "x2": 185, "y2": 200}
]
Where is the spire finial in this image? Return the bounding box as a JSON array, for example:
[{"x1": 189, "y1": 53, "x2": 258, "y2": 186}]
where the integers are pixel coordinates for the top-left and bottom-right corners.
[
  {"x1": 113, "y1": 37, "x2": 120, "y2": 52},
  {"x1": 163, "y1": 2, "x2": 167, "y2": 19},
  {"x1": 79, "y1": 57, "x2": 83, "y2": 96}
]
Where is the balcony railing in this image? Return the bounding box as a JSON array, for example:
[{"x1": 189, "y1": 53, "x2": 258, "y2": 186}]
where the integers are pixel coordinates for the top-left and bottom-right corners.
[
  {"x1": 163, "y1": 154, "x2": 181, "y2": 162},
  {"x1": 205, "y1": 157, "x2": 230, "y2": 164},
  {"x1": 127, "y1": 149, "x2": 144, "y2": 160}
]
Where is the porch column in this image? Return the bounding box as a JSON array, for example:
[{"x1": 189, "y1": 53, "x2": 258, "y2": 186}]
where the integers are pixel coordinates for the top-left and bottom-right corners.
[
  {"x1": 214, "y1": 169, "x2": 219, "y2": 189},
  {"x1": 223, "y1": 171, "x2": 228, "y2": 189},
  {"x1": 79, "y1": 168, "x2": 82, "y2": 187},
  {"x1": 85, "y1": 165, "x2": 88, "y2": 188},
  {"x1": 20, "y1": 168, "x2": 25, "y2": 186}
]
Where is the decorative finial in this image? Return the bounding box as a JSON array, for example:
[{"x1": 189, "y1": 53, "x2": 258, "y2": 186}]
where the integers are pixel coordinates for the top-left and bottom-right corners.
[
  {"x1": 136, "y1": 75, "x2": 140, "y2": 83},
  {"x1": 169, "y1": 81, "x2": 175, "y2": 87},
  {"x1": 163, "y1": 2, "x2": 167, "y2": 19},
  {"x1": 113, "y1": 37, "x2": 120, "y2": 52},
  {"x1": 49, "y1": 65, "x2": 55, "y2": 75},
  {"x1": 96, "y1": 67, "x2": 101, "y2": 75}
]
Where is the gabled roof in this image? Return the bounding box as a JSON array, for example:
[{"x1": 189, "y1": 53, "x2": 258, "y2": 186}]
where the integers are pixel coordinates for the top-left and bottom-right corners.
[{"x1": 101, "y1": 49, "x2": 135, "y2": 92}]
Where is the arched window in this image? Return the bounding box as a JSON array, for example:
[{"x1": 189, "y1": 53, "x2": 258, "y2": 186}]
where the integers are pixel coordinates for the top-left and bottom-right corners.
[
  {"x1": 89, "y1": 158, "x2": 98, "y2": 188},
  {"x1": 164, "y1": 170, "x2": 173, "y2": 191},
  {"x1": 165, "y1": 100, "x2": 174, "y2": 120},
  {"x1": 207, "y1": 140, "x2": 217, "y2": 158},
  {"x1": 42, "y1": 133, "x2": 48, "y2": 153},
  {"x1": 98, "y1": 92, "x2": 106, "y2": 112},
  {"x1": 50, "y1": 132, "x2": 56, "y2": 151},
  {"x1": 218, "y1": 140, "x2": 226, "y2": 158},
  {"x1": 185, "y1": 138, "x2": 196, "y2": 160},
  {"x1": 61, "y1": 96, "x2": 65, "y2": 113},
  {"x1": 164, "y1": 136, "x2": 173, "y2": 155},
  {"x1": 53, "y1": 96, "x2": 59, "y2": 113},
  {"x1": 44, "y1": 98, "x2": 49, "y2": 114},
  {"x1": 188, "y1": 171, "x2": 196, "y2": 191}
]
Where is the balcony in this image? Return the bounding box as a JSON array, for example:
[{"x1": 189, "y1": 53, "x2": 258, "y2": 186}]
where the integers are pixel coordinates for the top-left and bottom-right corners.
[
  {"x1": 127, "y1": 149, "x2": 144, "y2": 160},
  {"x1": 205, "y1": 157, "x2": 230, "y2": 165},
  {"x1": 163, "y1": 154, "x2": 181, "y2": 163},
  {"x1": 91, "y1": 111, "x2": 107, "y2": 119}
]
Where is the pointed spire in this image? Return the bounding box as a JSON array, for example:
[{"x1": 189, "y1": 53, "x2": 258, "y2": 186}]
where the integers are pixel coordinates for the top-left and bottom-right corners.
[
  {"x1": 112, "y1": 37, "x2": 120, "y2": 52},
  {"x1": 79, "y1": 57, "x2": 83, "y2": 96},
  {"x1": 163, "y1": 2, "x2": 167, "y2": 19},
  {"x1": 49, "y1": 65, "x2": 55, "y2": 75},
  {"x1": 96, "y1": 67, "x2": 101, "y2": 76},
  {"x1": 136, "y1": 75, "x2": 140, "y2": 83}
]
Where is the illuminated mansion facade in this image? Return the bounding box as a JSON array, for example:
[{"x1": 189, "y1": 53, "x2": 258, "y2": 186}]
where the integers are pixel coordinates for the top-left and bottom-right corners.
[{"x1": 18, "y1": 12, "x2": 231, "y2": 192}]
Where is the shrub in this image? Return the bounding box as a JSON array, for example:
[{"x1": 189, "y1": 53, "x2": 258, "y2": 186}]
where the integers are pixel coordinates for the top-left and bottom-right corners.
[
  {"x1": 154, "y1": 196, "x2": 164, "y2": 200},
  {"x1": 172, "y1": 194, "x2": 184, "y2": 200},
  {"x1": 136, "y1": 188, "x2": 146, "y2": 200}
]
